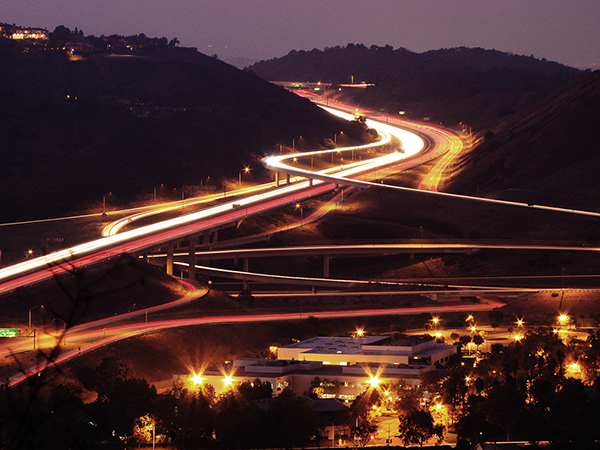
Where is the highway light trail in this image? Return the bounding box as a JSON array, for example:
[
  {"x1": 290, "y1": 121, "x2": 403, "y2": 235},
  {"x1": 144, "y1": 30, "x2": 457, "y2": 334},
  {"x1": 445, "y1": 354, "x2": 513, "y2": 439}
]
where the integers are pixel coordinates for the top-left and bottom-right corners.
[
  {"x1": 0, "y1": 112, "x2": 419, "y2": 293},
  {"x1": 101, "y1": 181, "x2": 286, "y2": 236},
  {"x1": 4, "y1": 100, "x2": 600, "y2": 298},
  {"x1": 6, "y1": 302, "x2": 504, "y2": 388}
]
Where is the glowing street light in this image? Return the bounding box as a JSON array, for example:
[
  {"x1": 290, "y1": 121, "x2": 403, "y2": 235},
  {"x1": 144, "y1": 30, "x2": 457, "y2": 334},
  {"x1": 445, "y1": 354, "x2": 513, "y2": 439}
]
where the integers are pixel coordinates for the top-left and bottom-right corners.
[
  {"x1": 295, "y1": 202, "x2": 304, "y2": 221},
  {"x1": 516, "y1": 318, "x2": 524, "y2": 327},
  {"x1": 239, "y1": 166, "x2": 250, "y2": 183},
  {"x1": 558, "y1": 314, "x2": 569, "y2": 325},
  {"x1": 355, "y1": 328, "x2": 364, "y2": 337},
  {"x1": 223, "y1": 374, "x2": 235, "y2": 387},
  {"x1": 190, "y1": 373, "x2": 204, "y2": 386},
  {"x1": 368, "y1": 374, "x2": 381, "y2": 389}
]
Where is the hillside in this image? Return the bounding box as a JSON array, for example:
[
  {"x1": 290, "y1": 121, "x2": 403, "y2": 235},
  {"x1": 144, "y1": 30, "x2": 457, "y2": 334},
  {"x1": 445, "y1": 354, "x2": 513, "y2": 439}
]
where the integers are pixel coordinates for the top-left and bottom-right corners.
[
  {"x1": 0, "y1": 38, "x2": 369, "y2": 222},
  {"x1": 247, "y1": 45, "x2": 581, "y2": 128},
  {"x1": 448, "y1": 70, "x2": 600, "y2": 211}
]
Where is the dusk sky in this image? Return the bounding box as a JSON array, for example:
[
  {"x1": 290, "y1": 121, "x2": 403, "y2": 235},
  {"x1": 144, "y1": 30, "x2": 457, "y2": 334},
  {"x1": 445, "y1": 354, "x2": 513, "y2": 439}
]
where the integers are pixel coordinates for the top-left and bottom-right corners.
[{"x1": 3, "y1": 0, "x2": 599, "y2": 69}]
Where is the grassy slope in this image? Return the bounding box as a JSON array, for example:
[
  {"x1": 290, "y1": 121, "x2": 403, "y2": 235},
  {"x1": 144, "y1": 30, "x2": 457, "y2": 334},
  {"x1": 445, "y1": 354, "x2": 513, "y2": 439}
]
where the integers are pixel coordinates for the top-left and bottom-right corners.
[
  {"x1": 448, "y1": 71, "x2": 600, "y2": 210},
  {"x1": 0, "y1": 43, "x2": 368, "y2": 222}
]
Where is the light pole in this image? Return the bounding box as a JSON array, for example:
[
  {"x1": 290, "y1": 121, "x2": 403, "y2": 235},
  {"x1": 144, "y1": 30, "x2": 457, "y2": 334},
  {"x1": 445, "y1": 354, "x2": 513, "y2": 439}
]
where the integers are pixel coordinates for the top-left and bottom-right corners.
[
  {"x1": 153, "y1": 184, "x2": 163, "y2": 204},
  {"x1": 295, "y1": 203, "x2": 304, "y2": 221},
  {"x1": 239, "y1": 166, "x2": 250, "y2": 184},
  {"x1": 102, "y1": 192, "x2": 111, "y2": 216},
  {"x1": 29, "y1": 305, "x2": 43, "y2": 328},
  {"x1": 131, "y1": 303, "x2": 149, "y2": 323}
]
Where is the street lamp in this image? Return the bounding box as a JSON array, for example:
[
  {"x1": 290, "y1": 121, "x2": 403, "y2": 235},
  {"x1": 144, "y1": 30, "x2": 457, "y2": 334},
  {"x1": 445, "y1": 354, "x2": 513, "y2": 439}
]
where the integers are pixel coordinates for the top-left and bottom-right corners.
[
  {"x1": 153, "y1": 184, "x2": 163, "y2": 204},
  {"x1": 131, "y1": 302, "x2": 149, "y2": 323},
  {"x1": 239, "y1": 166, "x2": 250, "y2": 183},
  {"x1": 190, "y1": 372, "x2": 204, "y2": 386},
  {"x1": 368, "y1": 374, "x2": 381, "y2": 389},
  {"x1": 102, "y1": 192, "x2": 112, "y2": 215},
  {"x1": 29, "y1": 305, "x2": 43, "y2": 328},
  {"x1": 223, "y1": 374, "x2": 235, "y2": 387},
  {"x1": 295, "y1": 202, "x2": 303, "y2": 221}
]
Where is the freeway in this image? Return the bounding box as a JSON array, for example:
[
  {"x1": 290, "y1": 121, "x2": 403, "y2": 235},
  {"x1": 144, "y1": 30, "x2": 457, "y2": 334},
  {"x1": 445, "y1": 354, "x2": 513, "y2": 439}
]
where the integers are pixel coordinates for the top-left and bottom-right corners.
[
  {"x1": 0, "y1": 107, "x2": 428, "y2": 295},
  {"x1": 2, "y1": 98, "x2": 597, "y2": 389},
  {"x1": 6, "y1": 301, "x2": 504, "y2": 388}
]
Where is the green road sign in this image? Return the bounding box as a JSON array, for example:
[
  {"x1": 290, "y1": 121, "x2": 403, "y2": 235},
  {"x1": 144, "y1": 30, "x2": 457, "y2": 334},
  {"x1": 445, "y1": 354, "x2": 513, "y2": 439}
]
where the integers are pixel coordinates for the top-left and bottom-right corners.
[{"x1": 0, "y1": 328, "x2": 19, "y2": 338}]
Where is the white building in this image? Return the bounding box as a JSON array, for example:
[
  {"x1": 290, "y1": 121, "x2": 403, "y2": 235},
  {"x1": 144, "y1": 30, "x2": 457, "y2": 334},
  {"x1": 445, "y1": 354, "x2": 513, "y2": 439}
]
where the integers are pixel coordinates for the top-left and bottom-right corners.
[{"x1": 179, "y1": 334, "x2": 457, "y2": 403}]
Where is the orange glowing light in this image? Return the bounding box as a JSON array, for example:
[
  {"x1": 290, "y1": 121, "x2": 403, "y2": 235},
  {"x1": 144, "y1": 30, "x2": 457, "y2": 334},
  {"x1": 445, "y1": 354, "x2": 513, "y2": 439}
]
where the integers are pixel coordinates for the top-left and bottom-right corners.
[
  {"x1": 558, "y1": 314, "x2": 569, "y2": 324},
  {"x1": 223, "y1": 374, "x2": 234, "y2": 387},
  {"x1": 190, "y1": 373, "x2": 204, "y2": 386},
  {"x1": 368, "y1": 375, "x2": 381, "y2": 389}
]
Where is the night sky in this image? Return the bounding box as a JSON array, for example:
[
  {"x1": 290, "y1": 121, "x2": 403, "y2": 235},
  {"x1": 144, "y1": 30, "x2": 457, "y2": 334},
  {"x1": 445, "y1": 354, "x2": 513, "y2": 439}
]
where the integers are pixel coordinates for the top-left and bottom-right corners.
[{"x1": 3, "y1": 0, "x2": 599, "y2": 69}]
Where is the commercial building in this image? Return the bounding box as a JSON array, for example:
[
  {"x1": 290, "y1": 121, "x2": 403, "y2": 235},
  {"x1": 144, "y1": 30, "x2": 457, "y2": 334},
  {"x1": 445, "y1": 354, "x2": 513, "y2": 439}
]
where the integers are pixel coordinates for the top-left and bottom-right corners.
[{"x1": 182, "y1": 333, "x2": 457, "y2": 403}]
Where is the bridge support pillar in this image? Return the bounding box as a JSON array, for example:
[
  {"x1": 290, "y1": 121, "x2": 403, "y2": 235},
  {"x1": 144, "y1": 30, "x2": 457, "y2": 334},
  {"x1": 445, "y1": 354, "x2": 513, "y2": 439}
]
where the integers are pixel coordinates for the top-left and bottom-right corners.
[
  {"x1": 188, "y1": 237, "x2": 197, "y2": 280},
  {"x1": 323, "y1": 254, "x2": 330, "y2": 279},
  {"x1": 286, "y1": 173, "x2": 291, "y2": 184},
  {"x1": 166, "y1": 242, "x2": 174, "y2": 276},
  {"x1": 308, "y1": 178, "x2": 313, "y2": 186},
  {"x1": 212, "y1": 230, "x2": 218, "y2": 243},
  {"x1": 275, "y1": 172, "x2": 280, "y2": 187},
  {"x1": 203, "y1": 231, "x2": 210, "y2": 246},
  {"x1": 243, "y1": 258, "x2": 249, "y2": 290}
]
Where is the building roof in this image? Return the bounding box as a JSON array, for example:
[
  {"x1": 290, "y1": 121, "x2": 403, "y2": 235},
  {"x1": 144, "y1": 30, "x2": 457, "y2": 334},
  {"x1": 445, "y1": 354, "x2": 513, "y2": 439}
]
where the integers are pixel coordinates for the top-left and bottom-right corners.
[{"x1": 282, "y1": 336, "x2": 385, "y2": 354}]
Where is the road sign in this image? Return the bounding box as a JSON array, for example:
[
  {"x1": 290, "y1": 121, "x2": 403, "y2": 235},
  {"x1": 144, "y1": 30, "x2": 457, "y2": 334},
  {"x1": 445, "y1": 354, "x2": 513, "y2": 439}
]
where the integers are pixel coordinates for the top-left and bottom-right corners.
[{"x1": 0, "y1": 328, "x2": 19, "y2": 338}]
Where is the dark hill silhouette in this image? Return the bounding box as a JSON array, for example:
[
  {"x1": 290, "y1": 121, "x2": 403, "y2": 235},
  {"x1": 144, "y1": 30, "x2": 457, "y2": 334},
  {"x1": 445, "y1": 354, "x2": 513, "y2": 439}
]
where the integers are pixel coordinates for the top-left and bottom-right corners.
[
  {"x1": 448, "y1": 70, "x2": 600, "y2": 210},
  {"x1": 247, "y1": 45, "x2": 581, "y2": 128},
  {"x1": 0, "y1": 39, "x2": 368, "y2": 221}
]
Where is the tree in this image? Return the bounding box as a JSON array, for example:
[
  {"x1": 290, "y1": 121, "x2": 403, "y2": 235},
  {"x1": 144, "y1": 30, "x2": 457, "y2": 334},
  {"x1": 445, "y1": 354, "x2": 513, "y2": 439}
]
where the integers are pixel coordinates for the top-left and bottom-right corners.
[
  {"x1": 398, "y1": 410, "x2": 443, "y2": 447},
  {"x1": 473, "y1": 334, "x2": 484, "y2": 351},
  {"x1": 237, "y1": 379, "x2": 272, "y2": 401},
  {"x1": 215, "y1": 391, "x2": 264, "y2": 449},
  {"x1": 488, "y1": 308, "x2": 504, "y2": 329},
  {"x1": 459, "y1": 335, "x2": 472, "y2": 354},
  {"x1": 170, "y1": 385, "x2": 215, "y2": 448},
  {"x1": 92, "y1": 356, "x2": 135, "y2": 401},
  {"x1": 268, "y1": 390, "x2": 319, "y2": 449}
]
